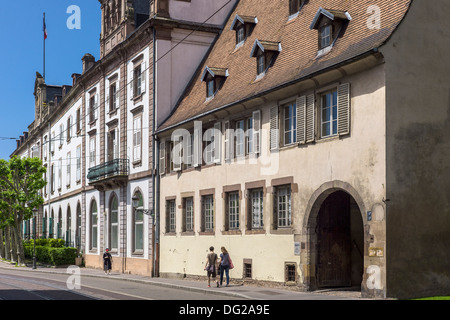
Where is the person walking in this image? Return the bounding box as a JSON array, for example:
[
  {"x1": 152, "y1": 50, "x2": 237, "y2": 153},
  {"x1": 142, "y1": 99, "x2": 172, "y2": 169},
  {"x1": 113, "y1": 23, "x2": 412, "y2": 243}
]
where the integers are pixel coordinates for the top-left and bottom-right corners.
[
  {"x1": 204, "y1": 246, "x2": 219, "y2": 287},
  {"x1": 103, "y1": 248, "x2": 112, "y2": 275},
  {"x1": 219, "y1": 246, "x2": 231, "y2": 287}
]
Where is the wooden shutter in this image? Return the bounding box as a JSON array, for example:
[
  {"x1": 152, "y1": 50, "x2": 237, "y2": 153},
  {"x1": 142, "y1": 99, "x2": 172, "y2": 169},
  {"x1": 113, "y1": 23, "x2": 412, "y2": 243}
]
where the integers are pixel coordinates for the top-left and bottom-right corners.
[
  {"x1": 224, "y1": 121, "x2": 230, "y2": 161},
  {"x1": 129, "y1": 68, "x2": 134, "y2": 99},
  {"x1": 296, "y1": 96, "x2": 306, "y2": 144},
  {"x1": 270, "y1": 106, "x2": 279, "y2": 151},
  {"x1": 173, "y1": 137, "x2": 182, "y2": 172},
  {"x1": 193, "y1": 122, "x2": 202, "y2": 167},
  {"x1": 337, "y1": 83, "x2": 350, "y2": 136},
  {"x1": 252, "y1": 110, "x2": 261, "y2": 154},
  {"x1": 141, "y1": 61, "x2": 146, "y2": 94},
  {"x1": 213, "y1": 122, "x2": 221, "y2": 163},
  {"x1": 159, "y1": 140, "x2": 166, "y2": 175},
  {"x1": 133, "y1": 117, "x2": 141, "y2": 162},
  {"x1": 305, "y1": 94, "x2": 315, "y2": 143}
]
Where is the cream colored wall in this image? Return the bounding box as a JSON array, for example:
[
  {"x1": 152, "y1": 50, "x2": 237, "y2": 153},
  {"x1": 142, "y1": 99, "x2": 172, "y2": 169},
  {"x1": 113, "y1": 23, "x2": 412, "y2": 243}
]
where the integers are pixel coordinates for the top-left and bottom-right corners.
[{"x1": 159, "y1": 63, "x2": 387, "y2": 284}]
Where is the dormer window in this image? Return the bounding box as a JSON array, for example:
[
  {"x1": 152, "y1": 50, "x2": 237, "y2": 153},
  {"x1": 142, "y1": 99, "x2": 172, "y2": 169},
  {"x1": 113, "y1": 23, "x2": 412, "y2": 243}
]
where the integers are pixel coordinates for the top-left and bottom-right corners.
[
  {"x1": 230, "y1": 14, "x2": 258, "y2": 48},
  {"x1": 250, "y1": 39, "x2": 282, "y2": 79},
  {"x1": 310, "y1": 8, "x2": 352, "y2": 55},
  {"x1": 201, "y1": 66, "x2": 229, "y2": 100},
  {"x1": 289, "y1": 0, "x2": 307, "y2": 18}
]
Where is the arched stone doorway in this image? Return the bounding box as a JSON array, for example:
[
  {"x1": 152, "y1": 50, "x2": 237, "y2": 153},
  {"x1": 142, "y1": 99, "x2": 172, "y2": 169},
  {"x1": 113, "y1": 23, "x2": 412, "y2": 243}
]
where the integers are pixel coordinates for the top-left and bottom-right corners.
[{"x1": 303, "y1": 181, "x2": 366, "y2": 292}]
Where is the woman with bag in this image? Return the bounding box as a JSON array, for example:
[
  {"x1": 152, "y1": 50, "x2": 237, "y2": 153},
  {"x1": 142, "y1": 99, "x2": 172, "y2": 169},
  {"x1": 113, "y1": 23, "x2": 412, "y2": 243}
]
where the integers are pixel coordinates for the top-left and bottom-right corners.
[
  {"x1": 204, "y1": 246, "x2": 219, "y2": 287},
  {"x1": 219, "y1": 246, "x2": 232, "y2": 287}
]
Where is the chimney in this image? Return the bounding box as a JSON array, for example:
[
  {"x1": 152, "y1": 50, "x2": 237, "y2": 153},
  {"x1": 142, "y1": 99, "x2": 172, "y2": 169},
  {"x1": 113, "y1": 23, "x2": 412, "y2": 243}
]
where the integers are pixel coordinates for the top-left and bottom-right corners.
[
  {"x1": 72, "y1": 73, "x2": 81, "y2": 86},
  {"x1": 82, "y1": 54, "x2": 96, "y2": 74}
]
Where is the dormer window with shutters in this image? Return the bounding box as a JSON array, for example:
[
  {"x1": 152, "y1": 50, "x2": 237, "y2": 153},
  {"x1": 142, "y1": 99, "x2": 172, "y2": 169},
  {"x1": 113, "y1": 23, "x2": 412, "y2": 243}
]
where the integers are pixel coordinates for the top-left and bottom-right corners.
[
  {"x1": 201, "y1": 66, "x2": 229, "y2": 101},
  {"x1": 250, "y1": 40, "x2": 281, "y2": 80},
  {"x1": 310, "y1": 8, "x2": 352, "y2": 57},
  {"x1": 230, "y1": 14, "x2": 258, "y2": 48}
]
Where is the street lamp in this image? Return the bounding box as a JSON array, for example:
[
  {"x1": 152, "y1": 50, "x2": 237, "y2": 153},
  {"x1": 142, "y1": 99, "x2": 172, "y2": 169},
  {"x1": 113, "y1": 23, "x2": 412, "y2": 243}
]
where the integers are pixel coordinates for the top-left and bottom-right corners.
[
  {"x1": 131, "y1": 196, "x2": 153, "y2": 216},
  {"x1": 32, "y1": 208, "x2": 38, "y2": 270}
]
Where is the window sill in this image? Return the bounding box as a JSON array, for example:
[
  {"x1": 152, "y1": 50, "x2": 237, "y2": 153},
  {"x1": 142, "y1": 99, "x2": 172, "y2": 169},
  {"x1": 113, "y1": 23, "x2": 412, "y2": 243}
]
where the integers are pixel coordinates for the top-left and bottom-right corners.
[
  {"x1": 181, "y1": 231, "x2": 195, "y2": 236},
  {"x1": 199, "y1": 231, "x2": 215, "y2": 236},
  {"x1": 164, "y1": 232, "x2": 176, "y2": 236},
  {"x1": 271, "y1": 227, "x2": 294, "y2": 235},
  {"x1": 132, "y1": 251, "x2": 144, "y2": 256},
  {"x1": 245, "y1": 229, "x2": 265, "y2": 235},
  {"x1": 108, "y1": 108, "x2": 119, "y2": 117},
  {"x1": 221, "y1": 230, "x2": 242, "y2": 236},
  {"x1": 133, "y1": 93, "x2": 143, "y2": 104}
]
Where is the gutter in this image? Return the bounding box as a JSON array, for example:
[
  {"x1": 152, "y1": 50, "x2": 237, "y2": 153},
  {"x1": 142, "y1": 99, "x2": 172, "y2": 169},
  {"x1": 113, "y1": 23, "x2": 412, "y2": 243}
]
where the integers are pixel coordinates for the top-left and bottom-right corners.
[{"x1": 155, "y1": 47, "x2": 381, "y2": 135}]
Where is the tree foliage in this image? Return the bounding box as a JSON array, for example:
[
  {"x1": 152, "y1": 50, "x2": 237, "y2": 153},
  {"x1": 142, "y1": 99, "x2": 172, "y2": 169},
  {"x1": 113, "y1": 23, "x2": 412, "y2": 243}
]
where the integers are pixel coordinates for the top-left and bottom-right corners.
[{"x1": 0, "y1": 156, "x2": 47, "y2": 265}]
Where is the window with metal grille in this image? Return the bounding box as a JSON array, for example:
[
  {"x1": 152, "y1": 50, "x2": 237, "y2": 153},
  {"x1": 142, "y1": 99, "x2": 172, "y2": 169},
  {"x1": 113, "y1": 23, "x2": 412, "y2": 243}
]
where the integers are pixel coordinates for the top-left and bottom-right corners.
[
  {"x1": 227, "y1": 192, "x2": 240, "y2": 230},
  {"x1": 244, "y1": 262, "x2": 252, "y2": 279},
  {"x1": 285, "y1": 263, "x2": 296, "y2": 282}
]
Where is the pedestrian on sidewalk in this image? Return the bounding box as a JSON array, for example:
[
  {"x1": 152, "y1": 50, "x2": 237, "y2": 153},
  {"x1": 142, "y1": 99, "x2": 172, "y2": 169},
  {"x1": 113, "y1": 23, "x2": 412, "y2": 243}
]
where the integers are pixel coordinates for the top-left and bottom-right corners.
[
  {"x1": 204, "y1": 246, "x2": 219, "y2": 287},
  {"x1": 103, "y1": 248, "x2": 112, "y2": 275},
  {"x1": 219, "y1": 246, "x2": 232, "y2": 287}
]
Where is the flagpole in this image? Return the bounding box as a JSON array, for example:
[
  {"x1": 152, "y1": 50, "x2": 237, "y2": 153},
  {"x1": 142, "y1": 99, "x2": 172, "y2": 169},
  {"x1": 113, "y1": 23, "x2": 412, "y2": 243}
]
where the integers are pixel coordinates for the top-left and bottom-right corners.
[{"x1": 43, "y1": 12, "x2": 46, "y2": 80}]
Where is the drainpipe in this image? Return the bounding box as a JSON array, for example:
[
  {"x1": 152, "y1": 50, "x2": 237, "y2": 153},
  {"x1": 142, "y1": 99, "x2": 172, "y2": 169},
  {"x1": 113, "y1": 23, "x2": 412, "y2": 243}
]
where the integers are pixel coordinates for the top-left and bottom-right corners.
[{"x1": 152, "y1": 26, "x2": 160, "y2": 277}]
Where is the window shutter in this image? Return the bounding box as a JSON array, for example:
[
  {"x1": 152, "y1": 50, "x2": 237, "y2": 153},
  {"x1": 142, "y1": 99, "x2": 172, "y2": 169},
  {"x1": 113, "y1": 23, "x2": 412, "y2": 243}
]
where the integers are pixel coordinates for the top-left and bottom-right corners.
[
  {"x1": 141, "y1": 62, "x2": 146, "y2": 94},
  {"x1": 94, "y1": 93, "x2": 99, "y2": 120},
  {"x1": 337, "y1": 83, "x2": 350, "y2": 136},
  {"x1": 193, "y1": 123, "x2": 202, "y2": 167},
  {"x1": 252, "y1": 110, "x2": 261, "y2": 154},
  {"x1": 173, "y1": 137, "x2": 182, "y2": 172},
  {"x1": 224, "y1": 121, "x2": 230, "y2": 161},
  {"x1": 305, "y1": 94, "x2": 315, "y2": 143},
  {"x1": 213, "y1": 122, "x2": 221, "y2": 163},
  {"x1": 270, "y1": 106, "x2": 279, "y2": 151},
  {"x1": 159, "y1": 140, "x2": 166, "y2": 175},
  {"x1": 129, "y1": 68, "x2": 134, "y2": 99},
  {"x1": 114, "y1": 129, "x2": 119, "y2": 159},
  {"x1": 296, "y1": 96, "x2": 306, "y2": 144},
  {"x1": 115, "y1": 83, "x2": 120, "y2": 109}
]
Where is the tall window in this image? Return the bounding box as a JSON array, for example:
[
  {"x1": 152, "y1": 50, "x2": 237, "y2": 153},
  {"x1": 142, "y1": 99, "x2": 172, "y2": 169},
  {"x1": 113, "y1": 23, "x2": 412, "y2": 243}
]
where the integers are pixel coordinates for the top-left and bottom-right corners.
[
  {"x1": 76, "y1": 203, "x2": 82, "y2": 248},
  {"x1": 321, "y1": 90, "x2": 338, "y2": 137},
  {"x1": 67, "y1": 116, "x2": 72, "y2": 141},
  {"x1": 57, "y1": 208, "x2": 62, "y2": 239},
  {"x1": 109, "y1": 82, "x2": 118, "y2": 112},
  {"x1": 49, "y1": 210, "x2": 54, "y2": 238},
  {"x1": 89, "y1": 95, "x2": 96, "y2": 123},
  {"x1": 133, "y1": 191, "x2": 144, "y2": 252},
  {"x1": 284, "y1": 103, "x2": 297, "y2": 145},
  {"x1": 89, "y1": 137, "x2": 96, "y2": 167},
  {"x1": 133, "y1": 115, "x2": 142, "y2": 163},
  {"x1": 276, "y1": 186, "x2": 291, "y2": 228},
  {"x1": 236, "y1": 25, "x2": 245, "y2": 44},
  {"x1": 59, "y1": 124, "x2": 65, "y2": 147},
  {"x1": 58, "y1": 158, "x2": 62, "y2": 190},
  {"x1": 250, "y1": 189, "x2": 264, "y2": 229},
  {"x1": 51, "y1": 164, "x2": 55, "y2": 193},
  {"x1": 202, "y1": 195, "x2": 214, "y2": 232},
  {"x1": 43, "y1": 210, "x2": 48, "y2": 238},
  {"x1": 66, "y1": 206, "x2": 72, "y2": 246},
  {"x1": 133, "y1": 65, "x2": 142, "y2": 97},
  {"x1": 183, "y1": 197, "x2": 194, "y2": 232},
  {"x1": 90, "y1": 200, "x2": 98, "y2": 249},
  {"x1": 166, "y1": 200, "x2": 176, "y2": 233},
  {"x1": 66, "y1": 152, "x2": 71, "y2": 187},
  {"x1": 76, "y1": 145, "x2": 81, "y2": 182},
  {"x1": 76, "y1": 108, "x2": 81, "y2": 133},
  {"x1": 227, "y1": 192, "x2": 240, "y2": 230},
  {"x1": 110, "y1": 195, "x2": 119, "y2": 251},
  {"x1": 107, "y1": 128, "x2": 119, "y2": 161},
  {"x1": 207, "y1": 79, "x2": 215, "y2": 98}
]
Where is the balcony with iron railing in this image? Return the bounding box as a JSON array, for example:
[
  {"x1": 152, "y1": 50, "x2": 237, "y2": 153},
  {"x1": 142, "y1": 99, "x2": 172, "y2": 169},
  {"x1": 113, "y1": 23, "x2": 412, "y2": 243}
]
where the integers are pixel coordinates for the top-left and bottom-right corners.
[{"x1": 87, "y1": 158, "x2": 129, "y2": 190}]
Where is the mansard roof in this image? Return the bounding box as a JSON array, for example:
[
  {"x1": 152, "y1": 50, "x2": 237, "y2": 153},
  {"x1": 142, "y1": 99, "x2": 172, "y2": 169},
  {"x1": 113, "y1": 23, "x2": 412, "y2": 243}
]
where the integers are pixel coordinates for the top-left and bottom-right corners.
[{"x1": 158, "y1": 0, "x2": 412, "y2": 131}]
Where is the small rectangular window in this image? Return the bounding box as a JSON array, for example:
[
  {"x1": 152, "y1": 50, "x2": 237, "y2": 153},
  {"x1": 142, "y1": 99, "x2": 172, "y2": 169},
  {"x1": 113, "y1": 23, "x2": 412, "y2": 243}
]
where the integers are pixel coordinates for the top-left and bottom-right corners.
[
  {"x1": 257, "y1": 54, "x2": 265, "y2": 75},
  {"x1": 283, "y1": 103, "x2": 297, "y2": 145},
  {"x1": 285, "y1": 263, "x2": 296, "y2": 283},
  {"x1": 183, "y1": 197, "x2": 194, "y2": 232},
  {"x1": 249, "y1": 189, "x2": 264, "y2": 229},
  {"x1": 275, "y1": 185, "x2": 292, "y2": 228},
  {"x1": 226, "y1": 192, "x2": 240, "y2": 230}
]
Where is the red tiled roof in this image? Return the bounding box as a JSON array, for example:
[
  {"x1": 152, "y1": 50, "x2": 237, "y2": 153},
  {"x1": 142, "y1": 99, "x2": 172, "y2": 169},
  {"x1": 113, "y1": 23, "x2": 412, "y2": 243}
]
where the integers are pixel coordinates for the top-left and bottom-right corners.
[{"x1": 158, "y1": 0, "x2": 411, "y2": 131}]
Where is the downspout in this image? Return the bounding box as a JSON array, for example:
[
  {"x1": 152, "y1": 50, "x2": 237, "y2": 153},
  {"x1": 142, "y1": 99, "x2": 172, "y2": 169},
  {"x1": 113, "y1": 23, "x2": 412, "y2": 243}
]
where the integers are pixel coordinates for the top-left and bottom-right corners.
[{"x1": 152, "y1": 26, "x2": 160, "y2": 277}]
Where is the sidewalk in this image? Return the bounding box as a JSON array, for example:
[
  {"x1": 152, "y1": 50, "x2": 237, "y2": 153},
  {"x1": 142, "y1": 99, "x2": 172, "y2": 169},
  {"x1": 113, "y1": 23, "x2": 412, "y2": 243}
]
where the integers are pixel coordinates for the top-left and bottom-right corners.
[{"x1": 0, "y1": 261, "x2": 366, "y2": 300}]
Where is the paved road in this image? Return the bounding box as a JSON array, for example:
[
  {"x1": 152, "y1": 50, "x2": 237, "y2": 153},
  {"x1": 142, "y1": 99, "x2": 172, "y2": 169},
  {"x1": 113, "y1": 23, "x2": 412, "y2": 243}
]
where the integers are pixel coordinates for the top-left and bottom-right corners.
[{"x1": 0, "y1": 268, "x2": 243, "y2": 300}]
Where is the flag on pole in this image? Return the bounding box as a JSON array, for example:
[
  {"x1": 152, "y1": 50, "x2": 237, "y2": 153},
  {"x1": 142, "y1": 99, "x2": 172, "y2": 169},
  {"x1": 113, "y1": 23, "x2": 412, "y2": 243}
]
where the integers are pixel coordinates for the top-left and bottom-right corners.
[{"x1": 43, "y1": 13, "x2": 47, "y2": 40}]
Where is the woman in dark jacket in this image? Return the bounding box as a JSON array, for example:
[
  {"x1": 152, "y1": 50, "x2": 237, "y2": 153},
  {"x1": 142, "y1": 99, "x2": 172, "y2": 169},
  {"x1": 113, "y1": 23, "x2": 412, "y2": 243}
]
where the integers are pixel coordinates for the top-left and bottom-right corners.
[
  {"x1": 103, "y1": 248, "x2": 112, "y2": 275},
  {"x1": 219, "y1": 246, "x2": 230, "y2": 287}
]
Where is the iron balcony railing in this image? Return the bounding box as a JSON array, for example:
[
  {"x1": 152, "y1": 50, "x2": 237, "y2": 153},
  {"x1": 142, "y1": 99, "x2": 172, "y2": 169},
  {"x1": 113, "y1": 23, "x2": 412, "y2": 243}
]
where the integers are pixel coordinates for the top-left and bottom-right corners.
[{"x1": 87, "y1": 158, "x2": 129, "y2": 183}]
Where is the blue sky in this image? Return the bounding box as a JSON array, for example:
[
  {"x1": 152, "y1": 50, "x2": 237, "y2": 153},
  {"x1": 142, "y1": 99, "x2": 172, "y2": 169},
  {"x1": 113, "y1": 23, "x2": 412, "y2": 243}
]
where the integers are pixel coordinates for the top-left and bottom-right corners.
[{"x1": 0, "y1": 1, "x2": 101, "y2": 160}]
